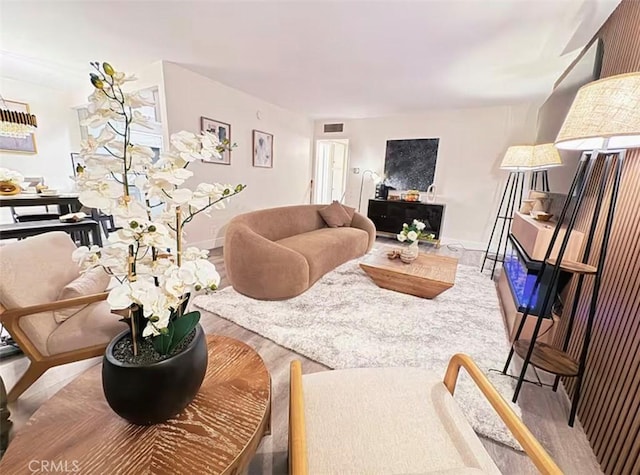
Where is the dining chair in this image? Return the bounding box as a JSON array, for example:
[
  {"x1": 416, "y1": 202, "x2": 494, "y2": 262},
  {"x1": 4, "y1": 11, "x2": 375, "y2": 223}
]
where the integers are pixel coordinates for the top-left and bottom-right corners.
[{"x1": 10, "y1": 177, "x2": 60, "y2": 223}]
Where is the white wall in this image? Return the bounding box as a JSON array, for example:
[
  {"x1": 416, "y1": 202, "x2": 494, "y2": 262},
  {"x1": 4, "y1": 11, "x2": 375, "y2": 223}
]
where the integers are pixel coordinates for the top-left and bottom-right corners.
[
  {"x1": 0, "y1": 77, "x2": 76, "y2": 191},
  {"x1": 162, "y1": 62, "x2": 314, "y2": 249},
  {"x1": 314, "y1": 103, "x2": 538, "y2": 248}
]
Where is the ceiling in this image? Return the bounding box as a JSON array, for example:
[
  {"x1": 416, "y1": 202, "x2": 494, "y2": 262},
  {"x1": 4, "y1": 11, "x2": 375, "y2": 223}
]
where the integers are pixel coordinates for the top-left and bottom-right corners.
[{"x1": 0, "y1": 0, "x2": 621, "y2": 118}]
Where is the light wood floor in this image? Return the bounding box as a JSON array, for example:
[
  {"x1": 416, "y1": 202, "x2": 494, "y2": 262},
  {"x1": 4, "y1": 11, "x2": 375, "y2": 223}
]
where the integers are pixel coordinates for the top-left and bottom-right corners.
[{"x1": 0, "y1": 241, "x2": 603, "y2": 474}]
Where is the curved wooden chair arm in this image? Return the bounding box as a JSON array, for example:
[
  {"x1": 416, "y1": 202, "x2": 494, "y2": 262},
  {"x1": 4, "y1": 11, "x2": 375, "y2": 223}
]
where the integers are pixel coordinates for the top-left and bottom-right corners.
[
  {"x1": 289, "y1": 361, "x2": 308, "y2": 475},
  {"x1": 444, "y1": 353, "x2": 562, "y2": 475},
  {"x1": 0, "y1": 292, "x2": 110, "y2": 324}
]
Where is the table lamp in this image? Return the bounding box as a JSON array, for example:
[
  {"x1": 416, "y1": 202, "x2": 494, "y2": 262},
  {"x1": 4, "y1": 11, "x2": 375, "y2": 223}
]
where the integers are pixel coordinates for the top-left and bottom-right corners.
[{"x1": 504, "y1": 72, "x2": 640, "y2": 426}]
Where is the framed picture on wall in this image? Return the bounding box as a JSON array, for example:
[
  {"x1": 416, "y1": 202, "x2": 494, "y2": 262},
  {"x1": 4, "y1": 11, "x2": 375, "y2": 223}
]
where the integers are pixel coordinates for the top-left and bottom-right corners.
[
  {"x1": 70, "y1": 152, "x2": 84, "y2": 177},
  {"x1": 0, "y1": 100, "x2": 37, "y2": 154},
  {"x1": 200, "y1": 116, "x2": 231, "y2": 165},
  {"x1": 252, "y1": 130, "x2": 273, "y2": 168}
]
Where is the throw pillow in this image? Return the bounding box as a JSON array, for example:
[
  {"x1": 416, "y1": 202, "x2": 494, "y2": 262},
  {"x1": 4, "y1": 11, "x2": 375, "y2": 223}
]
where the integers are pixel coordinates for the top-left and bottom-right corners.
[
  {"x1": 341, "y1": 203, "x2": 356, "y2": 222},
  {"x1": 318, "y1": 201, "x2": 352, "y2": 228},
  {"x1": 53, "y1": 267, "x2": 111, "y2": 323}
]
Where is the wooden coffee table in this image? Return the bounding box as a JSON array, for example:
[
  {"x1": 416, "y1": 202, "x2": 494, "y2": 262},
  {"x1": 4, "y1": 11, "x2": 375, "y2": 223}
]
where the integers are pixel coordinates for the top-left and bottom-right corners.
[
  {"x1": 360, "y1": 252, "x2": 458, "y2": 299},
  {"x1": 0, "y1": 335, "x2": 271, "y2": 475}
]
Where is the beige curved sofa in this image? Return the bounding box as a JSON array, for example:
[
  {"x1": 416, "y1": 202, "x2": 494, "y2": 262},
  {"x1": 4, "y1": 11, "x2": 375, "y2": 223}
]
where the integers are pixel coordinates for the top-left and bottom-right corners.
[{"x1": 224, "y1": 204, "x2": 376, "y2": 300}]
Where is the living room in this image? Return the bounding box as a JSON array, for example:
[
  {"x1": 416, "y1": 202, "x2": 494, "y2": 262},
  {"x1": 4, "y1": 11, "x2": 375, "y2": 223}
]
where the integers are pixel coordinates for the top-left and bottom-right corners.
[{"x1": 0, "y1": 1, "x2": 639, "y2": 474}]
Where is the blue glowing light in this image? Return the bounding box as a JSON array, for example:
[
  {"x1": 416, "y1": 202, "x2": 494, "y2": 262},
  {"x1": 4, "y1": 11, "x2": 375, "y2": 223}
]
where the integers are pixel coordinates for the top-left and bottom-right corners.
[{"x1": 504, "y1": 255, "x2": 539, "y2": 309}]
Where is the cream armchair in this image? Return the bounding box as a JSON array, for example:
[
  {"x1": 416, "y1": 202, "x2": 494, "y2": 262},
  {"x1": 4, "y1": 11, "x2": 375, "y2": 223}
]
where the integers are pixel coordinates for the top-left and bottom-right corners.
[
  {"x1": 0, "y1": 232, "x2": 127, "y2": 402},
  {"x1": 289, "y1": 354, "x2": 562, "y2": 475}
]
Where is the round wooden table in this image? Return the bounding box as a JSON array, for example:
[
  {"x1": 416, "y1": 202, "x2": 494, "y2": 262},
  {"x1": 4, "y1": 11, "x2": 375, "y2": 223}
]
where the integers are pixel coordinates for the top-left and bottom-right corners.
[{"x1": 0, "y1": 335, "x2": 271, "y2": 475}]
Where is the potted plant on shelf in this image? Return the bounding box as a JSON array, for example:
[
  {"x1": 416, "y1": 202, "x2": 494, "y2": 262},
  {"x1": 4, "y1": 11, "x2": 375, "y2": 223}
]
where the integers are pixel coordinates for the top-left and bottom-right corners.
[
  {"x1": 72, "y1": 62, "x2": 245, "y2": 425},
  {"x1": 397, "y1": 219, "x2": 435, "y2": 263}
]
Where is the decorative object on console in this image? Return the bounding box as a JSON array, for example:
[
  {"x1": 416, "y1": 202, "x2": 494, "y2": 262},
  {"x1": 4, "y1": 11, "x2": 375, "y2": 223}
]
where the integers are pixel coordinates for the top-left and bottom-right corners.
[
  {"x1": 519, "y1": 199, "x2": 535, "y2": 214},
  {"x1": 374, "y1": 182, "x2": 394, "y2": 200},
  {"x1": 481, "y1": 145, "x2": 535, "y2": 279},
  {"x1": 74, "y1": 62, "x2": 245, "y2": 424},
  {"x1": 532, "y1": 211, "x2": 553, "y2": 222},
  {"x1": 503, "y1": 72, "x2": 640, "y2": 427},
  {"x1": 425, "y1": 183, "x2": 437, "y2": 203},
  {"x1": 384, "y1": 138, "x2": 439, "y2": 192},
  {"x1": 200, "y1": 116, "x2": 233, "y2": 164},
  {"x1": 400, "y1": 189, "x2": 420, "y2": 202},
  {"x1": 358, "y1": 169, "x2": 381, "y2": 212},
  {"x1": 529, "y1": 190, "x2": 551, "y2": 213},
  {"x1": 252, "y1": 129, "x2": 273, "y2": 168},
  {"x1": 0, "y1": 97, "x2": 37, "y2": 153},
  {"x1": 0, "y1": 168, "x2": 23, "y2": 196}
]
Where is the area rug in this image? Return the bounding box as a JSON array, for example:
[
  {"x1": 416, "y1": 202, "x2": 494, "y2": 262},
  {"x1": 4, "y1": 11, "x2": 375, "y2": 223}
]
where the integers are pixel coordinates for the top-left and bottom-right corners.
[{"x1": 193, "y1": 255, "x2": 522, "y2": 450}]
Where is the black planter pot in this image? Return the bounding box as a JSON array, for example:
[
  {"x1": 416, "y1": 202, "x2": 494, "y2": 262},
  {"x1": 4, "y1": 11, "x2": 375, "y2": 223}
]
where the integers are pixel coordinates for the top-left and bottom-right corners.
[{"x1": 102, "y1": 324, "x2": 208, "y2": 425}]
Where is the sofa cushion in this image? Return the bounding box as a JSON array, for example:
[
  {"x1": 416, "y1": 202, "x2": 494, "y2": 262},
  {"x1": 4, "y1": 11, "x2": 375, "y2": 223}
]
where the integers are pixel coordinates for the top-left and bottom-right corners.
[
  {"x1": 54, "y1": 267, "x2": 111, "y2": 323},
  {"x1": 277, "y1": 227, "x2": 369, "y2": 284},
  {"x1": 47, "y1": 300, "x2": 128, "y2": 355},
  {"x1": 318, "y1": 201, "x2": 352, "y2": 228},
  {"x1": 341, "y1": 203, "x2": 356, "y2": 222},
  {"x1": 302, "y1": 367, "x2": 501, "y2": 475}
]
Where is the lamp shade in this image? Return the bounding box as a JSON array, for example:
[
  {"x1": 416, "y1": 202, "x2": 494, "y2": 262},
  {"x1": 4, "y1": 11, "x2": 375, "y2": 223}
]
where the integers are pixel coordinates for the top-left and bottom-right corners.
[
  {"x1": 531, "y1": 143, "x2": 563, "y2": 169},
  {"x1": 500, "y1": 145, "x2": 535, "y2": 170},
  {"x1": 555, "y1": 72, "x2": 640, "y2": 150}
]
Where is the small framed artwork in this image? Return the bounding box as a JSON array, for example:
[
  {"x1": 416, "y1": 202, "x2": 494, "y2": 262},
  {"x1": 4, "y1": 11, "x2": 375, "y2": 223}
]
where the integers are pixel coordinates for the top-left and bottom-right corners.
[
  {"x1": 0, "y1": 100, "x2": 37, "y2": 154},
  {"x1": 200, "y1": 116, "x2": 231, "y2": 165},
  {"x1": 252, "y1": 130, "x2": 273, "y2": 168},
  {"x1": 70, "y1": 153, "x2": 84, "y2": 177}
]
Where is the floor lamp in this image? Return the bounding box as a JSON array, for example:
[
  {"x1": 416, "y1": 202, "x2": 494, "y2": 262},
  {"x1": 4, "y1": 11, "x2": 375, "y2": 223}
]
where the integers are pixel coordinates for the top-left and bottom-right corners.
[
  {"x1": 503, "y1": 72, "x2": 640, "y2": 426},
  {"x1": 358, "y1": 170, "x2": 381, "y2": 213},
  {"x1": 481, "y1": 146, "x2": 532, "y2": 279},
  {"x1": 529, "y1": 143, "x2": 563, "y2": 192}
]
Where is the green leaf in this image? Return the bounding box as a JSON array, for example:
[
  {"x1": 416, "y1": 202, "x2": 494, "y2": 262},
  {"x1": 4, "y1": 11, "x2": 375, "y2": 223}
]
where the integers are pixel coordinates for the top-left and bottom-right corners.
[
  {"x1": 152, "y1": 324, "x2": 174, "y2": 355},
  {"x1": 168, "y1": 311, "x2": 200, "y2": 353}
]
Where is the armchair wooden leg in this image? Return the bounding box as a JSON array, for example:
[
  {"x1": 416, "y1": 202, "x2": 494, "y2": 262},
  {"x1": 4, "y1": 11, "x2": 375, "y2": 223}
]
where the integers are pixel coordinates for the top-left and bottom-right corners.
[{"x1": 7, "y1": 362, "x2": 48, "y2": 403}]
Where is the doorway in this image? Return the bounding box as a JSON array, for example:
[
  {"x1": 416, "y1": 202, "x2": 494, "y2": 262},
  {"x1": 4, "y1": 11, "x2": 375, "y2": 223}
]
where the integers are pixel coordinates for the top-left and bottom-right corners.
[{"x1": 313, "y1": 139, "x2": 349, "y2": 204}]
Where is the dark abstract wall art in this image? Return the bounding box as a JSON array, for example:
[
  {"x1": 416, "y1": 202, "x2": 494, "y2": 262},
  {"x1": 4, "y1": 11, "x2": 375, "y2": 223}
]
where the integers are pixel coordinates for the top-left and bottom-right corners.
[{"x1": 384, "y1": 138, "x2": 439, "y2": 191}]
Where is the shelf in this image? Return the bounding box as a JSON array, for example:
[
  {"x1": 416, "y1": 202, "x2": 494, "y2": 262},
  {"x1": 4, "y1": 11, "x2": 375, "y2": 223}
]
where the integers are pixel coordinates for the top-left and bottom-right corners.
[
  {"x1": 514, "y1": 340, "x2": 579, "y2": 376},
  {"x1": 508, "y1": 233, "x2": 542, "y2": 271},
  {"x1": 546, "y1": 258, "x2": 597, "y2": 275}
]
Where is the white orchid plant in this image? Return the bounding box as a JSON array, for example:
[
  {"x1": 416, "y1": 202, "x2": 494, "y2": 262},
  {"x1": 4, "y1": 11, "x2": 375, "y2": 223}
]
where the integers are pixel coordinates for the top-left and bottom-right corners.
[
  {"x1": 72, "y1": 62, "x2": 245, "y2": 357},
  {"x1": 397, "y1": 219, "x2": 434, "y2": 244}
]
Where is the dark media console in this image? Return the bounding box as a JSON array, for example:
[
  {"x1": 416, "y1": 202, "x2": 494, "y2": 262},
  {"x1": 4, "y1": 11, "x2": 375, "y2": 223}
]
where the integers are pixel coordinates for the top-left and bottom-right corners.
[{"x1": 367, "y1": 199, "x2": 445, "y2": 246}]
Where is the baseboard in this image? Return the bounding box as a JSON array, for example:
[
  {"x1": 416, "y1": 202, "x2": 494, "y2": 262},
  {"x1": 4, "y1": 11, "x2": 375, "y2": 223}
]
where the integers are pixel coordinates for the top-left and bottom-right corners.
[{"x1": 439, "y1": 237, "x2": 486, "y2": 251}]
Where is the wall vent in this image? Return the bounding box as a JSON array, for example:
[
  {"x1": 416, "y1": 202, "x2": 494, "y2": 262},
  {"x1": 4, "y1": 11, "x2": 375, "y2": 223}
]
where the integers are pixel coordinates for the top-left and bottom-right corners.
[{"x1": 323, "y1": 123, "x2": 344, "y2": 133}]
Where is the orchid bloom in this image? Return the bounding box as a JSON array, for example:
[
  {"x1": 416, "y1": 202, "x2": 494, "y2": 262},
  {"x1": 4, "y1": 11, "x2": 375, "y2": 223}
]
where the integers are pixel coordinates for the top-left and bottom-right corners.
[{"x1": 74, "y1": 62, "x2": 245, "y2": 344}]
